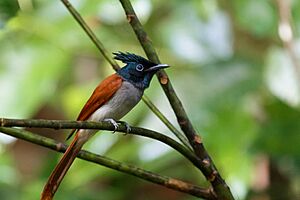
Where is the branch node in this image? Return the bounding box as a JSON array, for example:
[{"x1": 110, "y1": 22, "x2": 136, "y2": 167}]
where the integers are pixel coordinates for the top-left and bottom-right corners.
[
  {"x1": 56, "y1": 142, "x2": 65, "y2": 152},
  {"x1": 126, "y1": 14, "x2": 135, "y2": 23},
  {"x1": 167, "y1": 178, "x2": 190, "y2": 190},
  {"x1": 193, "y1": 135, "x2": 202, "y2": 144},
  {"x1": 179, "y1": 120, "x2": 187, "y2": 126},
  {"x1": 159, "y1": 74, "x2": 169, "y2": 85},
  {"x1": 208, "y1": 170, "x2": 218, "y2": 182},
  {"x1": 202, "y1": 158, "x2": 211, "y2": 168}
]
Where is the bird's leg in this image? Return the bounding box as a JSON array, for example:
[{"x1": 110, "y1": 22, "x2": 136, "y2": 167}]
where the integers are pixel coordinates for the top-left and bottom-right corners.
[
  {"x1": 116, "y1": 121, "x2": 131, "y2": 134},
  {"x1": 103, "y1": 119, "x2": 131, "y2": 134},
  {"x1": 103, "y1": 118, "x2": 119, "y2": 133}
]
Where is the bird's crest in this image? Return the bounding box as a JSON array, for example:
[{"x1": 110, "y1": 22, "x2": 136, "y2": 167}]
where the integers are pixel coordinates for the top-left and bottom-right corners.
[{"x1": 113, "y1": 52, "x2": 153, "y2": 65}]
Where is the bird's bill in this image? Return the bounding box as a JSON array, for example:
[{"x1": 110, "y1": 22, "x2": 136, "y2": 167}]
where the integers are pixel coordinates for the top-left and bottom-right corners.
[{"x1": 145, "y1": 64, "x2": 169, "y2": 72}]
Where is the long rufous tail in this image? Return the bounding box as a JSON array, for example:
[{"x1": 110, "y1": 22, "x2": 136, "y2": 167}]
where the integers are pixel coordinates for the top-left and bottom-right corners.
[{"x1": 41, "y1": 133, "x2": 84, "y2": 200}]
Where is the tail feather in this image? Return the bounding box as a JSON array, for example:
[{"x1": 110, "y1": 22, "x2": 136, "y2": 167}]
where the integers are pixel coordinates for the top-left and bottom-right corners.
[{"x1": 41, "y1": 134, "x2": 84, "y2": 200}]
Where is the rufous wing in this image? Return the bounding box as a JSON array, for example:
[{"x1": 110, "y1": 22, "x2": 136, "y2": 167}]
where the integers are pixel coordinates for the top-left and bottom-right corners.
[
  {"x1": 41, "y1": 74, "x2": 123, "y2": 200},
  {"x1": 67, "y1": 73, "x2": 123, "y2": 139}
]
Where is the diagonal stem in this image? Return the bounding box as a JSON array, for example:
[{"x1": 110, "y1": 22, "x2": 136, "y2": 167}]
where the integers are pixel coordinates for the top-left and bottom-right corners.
[
  {"x1": 118, "y1": 0, "x2": 234, "y2": 199},
  {"x1": 61, "y1": 0, "x2": 119, "y2": 70},
  {"x1": 59, "y1": 0, "x2": 190, "y2": 150},
  {"x1": 142, "y1": 95, "x2": 191, "y2": 149}
]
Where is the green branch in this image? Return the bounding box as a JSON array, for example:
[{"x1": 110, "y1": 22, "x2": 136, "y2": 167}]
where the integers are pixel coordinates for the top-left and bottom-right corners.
[
  {"x1": 142, "y1": 95, "x2": 191, "y2": 149},
  {"x1": 0, "y1": 127, "x2": 214, "y2": 199},
  {"x1": 118, "y1": 0, "x2": 234, "y2": 199},
  {"x1": 0, "y1": 118, "x2": 200, "y2": 171},
  {"x1": 59, "y1": 0, "x2": 190, "y2": 150},
  {"x1": 61, "y1": 0, "x2": 119, "y2": 70}
]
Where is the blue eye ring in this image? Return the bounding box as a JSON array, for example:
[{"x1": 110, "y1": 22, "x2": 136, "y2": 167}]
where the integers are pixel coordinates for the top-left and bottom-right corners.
[{"x1": 136, "y1": 64, "x2": 144, "y2": 71}]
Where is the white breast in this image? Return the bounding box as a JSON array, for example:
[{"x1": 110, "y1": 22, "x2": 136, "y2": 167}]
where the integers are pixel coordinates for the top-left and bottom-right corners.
[{"x1": 89, "y1": 81, "x2": 143, "y2": 122}]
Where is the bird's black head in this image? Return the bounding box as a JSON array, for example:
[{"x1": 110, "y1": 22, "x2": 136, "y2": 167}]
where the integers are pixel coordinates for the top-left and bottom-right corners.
[{"x1": 113, "y1": 52, "x2": 169, "y2": 89}]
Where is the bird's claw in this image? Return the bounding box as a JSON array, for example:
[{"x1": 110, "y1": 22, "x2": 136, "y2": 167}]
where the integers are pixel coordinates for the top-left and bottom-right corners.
[
  {"x1": 117, "y1": 121, "x2": 131, "y2": 135},
  {"x1": 103, "y1": 119, "x2": 131, "y2": 134},
  {"x1": 103, "y1": 118, "x2": 119, "y2": 133}
]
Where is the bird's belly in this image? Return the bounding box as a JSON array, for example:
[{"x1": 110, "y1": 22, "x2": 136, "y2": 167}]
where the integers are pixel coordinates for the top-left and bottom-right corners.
[{"x1": 89, "y1": 81, "x2": 143, "y2": 122}]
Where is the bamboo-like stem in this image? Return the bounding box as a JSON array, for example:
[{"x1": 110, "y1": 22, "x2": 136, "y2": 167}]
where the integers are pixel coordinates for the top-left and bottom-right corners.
[
  {"x1": 142, "y1": 95, "x2": 191, "y2": 150},
  {"x1": 61, "y1": 0, "x2": 119, "y2": 70},
  {"x1": 0, "y1": 118, "x2": 200, "y2": 170},
  {"x1": 59, "y1": 0, "x2": 190, "y2": 150},
  {"x1": 118, "y1": 0, "x2": 234, "y2": 199},
  {"x1": 0, "y1": 127, "x2": 215, "y2": 199}
]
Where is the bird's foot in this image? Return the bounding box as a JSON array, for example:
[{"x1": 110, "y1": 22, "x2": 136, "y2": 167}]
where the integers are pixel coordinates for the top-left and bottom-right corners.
[
  {"x1": 103, "y1": 118, "x2": 119, "y2": 133},
  {"x1": 116, "y1": 121, "x2": 131, "y2": 135},
  {"x1": 103, "y1": 119, "x2": 131, "y2": 134}
]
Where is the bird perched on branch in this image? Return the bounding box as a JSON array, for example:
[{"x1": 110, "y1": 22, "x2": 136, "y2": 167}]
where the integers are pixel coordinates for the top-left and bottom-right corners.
[{"x1": 41, "y1": 52, "x2": 169, "y2": 200}]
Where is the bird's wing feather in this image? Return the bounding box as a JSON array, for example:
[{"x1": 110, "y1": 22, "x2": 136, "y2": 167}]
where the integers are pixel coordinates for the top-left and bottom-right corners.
[
  {"x1": 67, "y1": 73, "x2": 123, "y2": 139},
  {"x1": 41, "y1": 74, "x2": 123, "y2": 199},
  {"x1": 77, "y1": 73, "x2": 123, "y2": 120}
]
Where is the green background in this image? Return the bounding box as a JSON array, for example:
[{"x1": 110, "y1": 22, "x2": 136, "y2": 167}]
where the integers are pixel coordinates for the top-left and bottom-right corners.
[{"x1": 0, "y1": 0, "x2": 300, "y2": 199}]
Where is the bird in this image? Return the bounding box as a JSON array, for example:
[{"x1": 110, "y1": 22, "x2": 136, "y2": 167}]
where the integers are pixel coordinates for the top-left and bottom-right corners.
[{"x1": 40, "y1": 52, "x2": 169, "y2": 200}]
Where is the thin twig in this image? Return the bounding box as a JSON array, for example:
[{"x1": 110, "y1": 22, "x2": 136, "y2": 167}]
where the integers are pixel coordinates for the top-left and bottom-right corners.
[
  {"x1": 0, "y1": 127, "x2": 215, "y2": 199},
  {"x1": 118, "y1": 0, "x2": 234, "y2": 199},
  {"x1": 142, "y1": 95, "x2": 191, "y2": 149},
  {"x1": 59, "y1": 0, "x2": 190, "y2": 150},
  {"x1": 61, "y1": 0, "x2": 119, "y2": 70}
]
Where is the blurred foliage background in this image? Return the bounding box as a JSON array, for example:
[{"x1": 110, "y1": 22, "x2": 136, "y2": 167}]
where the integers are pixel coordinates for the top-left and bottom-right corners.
[{"x1": 1, "y1": 0, "x2": 300, "y2": 199}]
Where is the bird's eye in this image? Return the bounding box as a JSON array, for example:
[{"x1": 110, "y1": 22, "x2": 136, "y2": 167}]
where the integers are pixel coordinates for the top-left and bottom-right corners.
[{"x1": 136, "y1": 64, "x2": 144, "y2": 71}]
